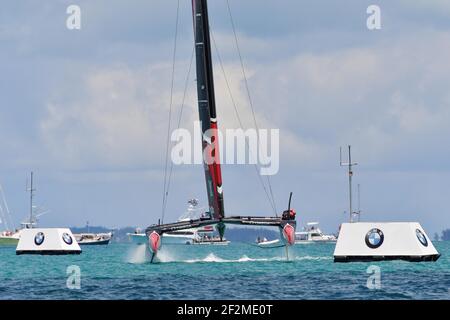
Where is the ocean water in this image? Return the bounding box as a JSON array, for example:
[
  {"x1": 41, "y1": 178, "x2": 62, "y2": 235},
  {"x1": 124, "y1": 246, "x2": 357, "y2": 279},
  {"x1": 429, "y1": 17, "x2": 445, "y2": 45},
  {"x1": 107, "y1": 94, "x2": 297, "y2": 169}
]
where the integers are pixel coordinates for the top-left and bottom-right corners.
[{"x1": 0, "y1": 241, "x2": 449, "y2": 300}]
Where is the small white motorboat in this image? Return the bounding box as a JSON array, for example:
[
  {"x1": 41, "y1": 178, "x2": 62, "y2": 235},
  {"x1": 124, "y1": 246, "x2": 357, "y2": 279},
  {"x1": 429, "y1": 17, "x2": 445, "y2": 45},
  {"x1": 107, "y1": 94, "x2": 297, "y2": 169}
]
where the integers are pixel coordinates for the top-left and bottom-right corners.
[{"x1": 253, "y1": 236, "x2": 284, "y2": 248}]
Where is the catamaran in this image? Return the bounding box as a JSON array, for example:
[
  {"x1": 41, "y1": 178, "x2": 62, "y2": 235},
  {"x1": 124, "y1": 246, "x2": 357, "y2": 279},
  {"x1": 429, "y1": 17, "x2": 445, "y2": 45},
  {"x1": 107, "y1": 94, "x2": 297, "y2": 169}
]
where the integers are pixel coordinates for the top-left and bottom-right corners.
[{"x1": 144, "y1": 0, "x2": 296, "y2": 262}]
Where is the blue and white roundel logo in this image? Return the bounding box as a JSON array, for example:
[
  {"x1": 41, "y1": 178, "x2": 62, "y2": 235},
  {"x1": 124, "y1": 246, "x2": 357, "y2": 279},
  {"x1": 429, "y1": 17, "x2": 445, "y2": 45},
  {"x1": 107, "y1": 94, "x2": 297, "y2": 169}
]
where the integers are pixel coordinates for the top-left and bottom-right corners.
[
  {"x1": 365, "y1": 228, "x2": 384, "y2": 249},
  {"x1": 62, "y1": 233, "x2": 73, "y2": 245},
  {"x1": 415, "y1": 229, "x2": 428, "y2": 247},
  {"x1": 34, "y1": 232, "x2": 45, "y2": 246}
]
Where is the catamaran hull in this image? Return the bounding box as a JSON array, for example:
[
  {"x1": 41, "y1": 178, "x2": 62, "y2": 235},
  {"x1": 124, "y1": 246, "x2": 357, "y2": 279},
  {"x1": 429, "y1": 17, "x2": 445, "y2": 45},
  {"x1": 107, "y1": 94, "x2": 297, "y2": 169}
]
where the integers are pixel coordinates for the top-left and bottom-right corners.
[
  {"x1": 149, "y1": 231, "x2": 161, "y2": 254},
  {"x1": 282, "y1": 223, "x2": 295, "y2": 245}
]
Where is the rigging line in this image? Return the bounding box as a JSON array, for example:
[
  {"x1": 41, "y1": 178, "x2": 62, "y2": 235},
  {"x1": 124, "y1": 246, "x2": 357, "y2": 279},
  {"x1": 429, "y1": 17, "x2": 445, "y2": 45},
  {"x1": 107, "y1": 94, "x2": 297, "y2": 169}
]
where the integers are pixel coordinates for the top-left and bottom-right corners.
[
  {"x1": 0, "y1": 199, "x2": 6, "y2": 230},
  {"x1": 163, "y1": 46, "x2": 195, "y2": 215},
  {"x1": 210, "y1": 31, "x2": 277, "y2": 215},
  {"x1": 225, "y1": 0, "x2": 278, "y2": 214},
  {"x1": 226, "y1": 0, "x2": 258, "y2": 129},
  {"x1": 266, "y1": 176, "x2": 277, "y2": 214},
  {"x1": 0, "y1": 184, "x2": 12, "y2": 230},
  {"x1": 161, "y1": 0, "x2": 180, "y2": 224}
]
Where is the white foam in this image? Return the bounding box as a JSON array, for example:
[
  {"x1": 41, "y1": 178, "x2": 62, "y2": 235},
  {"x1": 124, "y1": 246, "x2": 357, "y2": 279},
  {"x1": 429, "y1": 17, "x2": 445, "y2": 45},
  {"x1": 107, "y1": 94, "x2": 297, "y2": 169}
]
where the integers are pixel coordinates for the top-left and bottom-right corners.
[
  {"x1": 237, "y1": 255, "x2": 254, "y2": 262},
  {"x1": 295, "y1": 256, "x2": 332, "y2": 261},
  {"x1": 129, "y1": 246, "x2": 332, "y2": 264},
  {"x1": 154, "y1": 247, "x2": 177, "y2": 263},
  {"x1": 126, "y1": 244, "x2": 151, "y2": 264},
  {"x1": 185, "y1": 253, "x2": 226, "y2": 263},
  {"x1": 182, "y1": 253, "x2": 311, "y2": 264}
]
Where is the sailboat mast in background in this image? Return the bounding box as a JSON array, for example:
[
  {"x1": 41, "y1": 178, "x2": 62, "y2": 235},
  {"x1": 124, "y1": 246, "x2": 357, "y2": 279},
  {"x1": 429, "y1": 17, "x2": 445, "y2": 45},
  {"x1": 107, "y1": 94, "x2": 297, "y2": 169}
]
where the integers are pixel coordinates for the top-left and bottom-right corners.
[
  {"x1": 340, "y1": 146, "x2": 358, "y2": 223},
  {"x1": 27, "y1": 172, "x2": 36, "y2": 227}
]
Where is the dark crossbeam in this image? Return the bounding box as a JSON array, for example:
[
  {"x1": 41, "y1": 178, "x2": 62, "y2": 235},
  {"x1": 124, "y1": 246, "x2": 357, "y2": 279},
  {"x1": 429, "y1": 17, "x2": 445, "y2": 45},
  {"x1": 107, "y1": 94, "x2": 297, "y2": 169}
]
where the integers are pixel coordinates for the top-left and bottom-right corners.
[{"x1": 145, "y1": 217, "x2": 296, "y2": 236}]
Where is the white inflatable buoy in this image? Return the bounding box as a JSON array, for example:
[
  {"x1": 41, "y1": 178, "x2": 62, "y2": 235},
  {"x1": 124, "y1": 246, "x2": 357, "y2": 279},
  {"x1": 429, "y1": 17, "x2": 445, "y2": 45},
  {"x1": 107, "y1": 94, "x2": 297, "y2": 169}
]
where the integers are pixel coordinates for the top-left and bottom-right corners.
[
  {"x1": 16, "y1": 228, "x2": 82, "y2": 255},
  {"x1": 334, "y1": 222, "x2": 440, "y2": 262}
]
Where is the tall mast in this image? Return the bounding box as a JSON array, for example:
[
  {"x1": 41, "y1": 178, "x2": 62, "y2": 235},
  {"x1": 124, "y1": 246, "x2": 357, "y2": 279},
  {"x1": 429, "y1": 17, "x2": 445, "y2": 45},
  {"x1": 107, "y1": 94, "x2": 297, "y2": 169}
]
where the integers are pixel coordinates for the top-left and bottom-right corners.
[
  {"x1": 28, "y1": 171, "x2": 36, "y2": 227},
  {"x1": 340, "y1": 146, "x2": 358, "y2": 223},
  {"x1": 357, "y1": 183, "x2": 361, "y2": 222},
  {"x1": 192, "y1": 0, "x2": 224, "y2": 219}
]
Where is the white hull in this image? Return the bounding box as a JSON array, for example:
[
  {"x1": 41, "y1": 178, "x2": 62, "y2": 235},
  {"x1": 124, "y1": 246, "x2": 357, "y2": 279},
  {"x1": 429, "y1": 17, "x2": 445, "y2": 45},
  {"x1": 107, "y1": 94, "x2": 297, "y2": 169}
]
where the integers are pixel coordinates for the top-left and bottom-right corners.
[
  {"x1": 295, "y1": 222, "x2": 337, "y2": 244},
  {"x1": 163, "y1": 234, "x2": 195, "y2": 245},
  {"x1": 0, "y1": 230, "x2": 21, "y2": 245},
  {"x1": 334, "y1": 222, "x2": 440, "y2": 262},
  {"x1": 255, "y1": 239, "x2": 284, "y2": 248},
  {"x1": 16, "y1": 228, "x2": 81, "y2": 255},
  {"x1": 128, "y1": 233, "x2": 147, "y2": 245}
]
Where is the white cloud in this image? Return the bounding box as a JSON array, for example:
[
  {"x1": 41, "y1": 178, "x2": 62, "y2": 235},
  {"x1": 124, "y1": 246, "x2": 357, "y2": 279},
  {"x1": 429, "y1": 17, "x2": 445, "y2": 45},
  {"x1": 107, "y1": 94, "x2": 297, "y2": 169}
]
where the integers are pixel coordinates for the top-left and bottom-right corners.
[
  {"x1": 230, "y1": 30, "x2": 450, "y2": 170},
  {"x1": 38, "y1": 29, "x2": 450, "y2": 174},
  {"x1": 401, "y1": 0, "x2": 450, "y2": 15},
  {"x1": 39, "y1": 63, "x2": 197, "y2": 170}
]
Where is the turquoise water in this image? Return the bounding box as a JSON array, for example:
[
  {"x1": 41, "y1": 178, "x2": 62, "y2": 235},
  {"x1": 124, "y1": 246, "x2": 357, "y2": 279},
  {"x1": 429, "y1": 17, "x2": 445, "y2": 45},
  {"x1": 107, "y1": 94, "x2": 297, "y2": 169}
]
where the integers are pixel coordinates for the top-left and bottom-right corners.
[{"x1": 0, "y1": 242, "x2": 449, "y2": 300}]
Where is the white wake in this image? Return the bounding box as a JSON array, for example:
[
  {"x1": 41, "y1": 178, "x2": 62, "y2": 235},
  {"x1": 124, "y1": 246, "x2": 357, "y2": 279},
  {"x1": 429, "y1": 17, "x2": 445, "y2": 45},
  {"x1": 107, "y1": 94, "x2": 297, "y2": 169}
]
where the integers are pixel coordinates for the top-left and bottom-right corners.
[
  {"x1": 126, "y1": 245, "x2": 331, "y2": 264},
  {"x1": 126, "y1": 244, "x2": 151, "y2": 264}
]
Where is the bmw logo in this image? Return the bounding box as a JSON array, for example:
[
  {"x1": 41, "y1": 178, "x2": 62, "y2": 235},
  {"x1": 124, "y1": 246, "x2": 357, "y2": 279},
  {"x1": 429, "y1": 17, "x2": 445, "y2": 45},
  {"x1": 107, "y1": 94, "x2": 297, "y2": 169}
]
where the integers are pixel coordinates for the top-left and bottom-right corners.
[
  {"x1": 365, "y1": 228, "x2": 384, "y2": 249},
  {"x1": 34, "y1": 232, "x2": 45, "y2": 246},
  {"x1": 62, "y1": 233, "x2": 73, "y2": 245},
  {"x1": 415, "y1": 229, "x2": 428, "y2": 247}
]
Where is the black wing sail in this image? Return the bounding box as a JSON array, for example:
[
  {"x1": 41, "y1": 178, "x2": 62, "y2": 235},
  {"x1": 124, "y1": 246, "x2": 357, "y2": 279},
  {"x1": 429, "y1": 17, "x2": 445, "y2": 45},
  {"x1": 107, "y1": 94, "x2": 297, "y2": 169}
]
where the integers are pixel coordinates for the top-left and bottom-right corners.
[{"x1": 192, "y1": 0, "x2": 224, "y2": 220}]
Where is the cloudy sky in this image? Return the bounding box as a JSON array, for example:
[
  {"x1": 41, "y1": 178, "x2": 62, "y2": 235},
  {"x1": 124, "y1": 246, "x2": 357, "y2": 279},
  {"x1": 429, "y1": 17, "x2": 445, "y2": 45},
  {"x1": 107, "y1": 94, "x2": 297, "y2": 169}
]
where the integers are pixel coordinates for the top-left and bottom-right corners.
[{"x1": 1, "y1": 0, "x2": 450, "y2": 235}]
